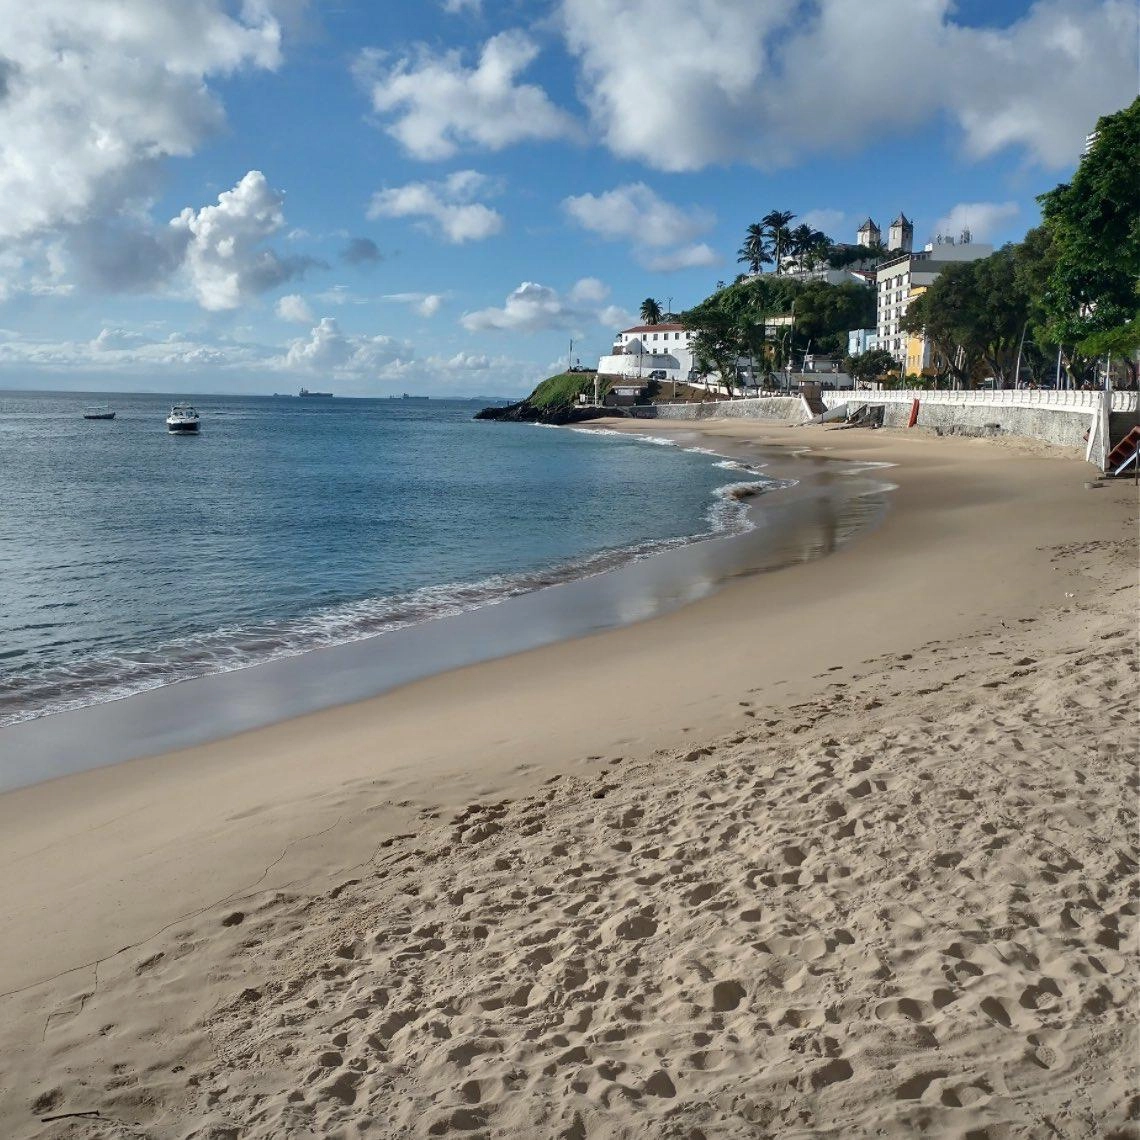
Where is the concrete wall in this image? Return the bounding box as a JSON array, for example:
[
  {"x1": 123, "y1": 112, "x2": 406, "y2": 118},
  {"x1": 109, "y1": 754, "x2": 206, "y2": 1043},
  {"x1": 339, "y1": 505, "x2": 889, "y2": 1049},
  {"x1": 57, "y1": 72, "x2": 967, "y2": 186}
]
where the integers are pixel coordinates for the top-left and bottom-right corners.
[
  {"x1": 649, "y1": 388, "x2": 1138, "y2": 467},
  {"x1": 654, "y1": 397, "x2": 806, "y2": 423}
]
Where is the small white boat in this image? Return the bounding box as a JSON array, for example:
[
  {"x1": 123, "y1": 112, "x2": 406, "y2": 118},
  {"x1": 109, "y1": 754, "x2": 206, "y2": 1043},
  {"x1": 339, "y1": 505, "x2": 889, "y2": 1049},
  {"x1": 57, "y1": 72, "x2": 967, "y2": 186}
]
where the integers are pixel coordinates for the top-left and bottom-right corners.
[
  {"x1": 83, "y1": 404, "x2": 116, "y2": 420},
  {"x1": 166, "y1": 403, "x2": 200, "y2": 434}
]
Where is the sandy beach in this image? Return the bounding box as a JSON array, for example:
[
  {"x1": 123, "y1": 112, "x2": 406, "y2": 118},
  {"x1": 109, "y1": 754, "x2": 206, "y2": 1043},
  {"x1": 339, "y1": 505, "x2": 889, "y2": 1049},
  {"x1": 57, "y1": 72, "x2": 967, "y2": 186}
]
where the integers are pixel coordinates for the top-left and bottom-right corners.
[{"x1": 1, "y1": 419, "x2": 1136, "y2": 1138}]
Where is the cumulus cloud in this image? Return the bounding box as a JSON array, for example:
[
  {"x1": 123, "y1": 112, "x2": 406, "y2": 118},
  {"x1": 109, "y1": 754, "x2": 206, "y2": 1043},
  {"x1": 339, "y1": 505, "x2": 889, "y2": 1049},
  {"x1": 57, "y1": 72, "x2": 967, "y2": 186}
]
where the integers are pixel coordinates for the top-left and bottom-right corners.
[
  {"x1": 0, "y1": 326, "x2": 275, "y2": 375},
  {"x1": 356, "y1": 31, "x2": 580, "y2": 160},
  {"x1": 276, "y1": 293, "x2": 313, "y2": 323},
  {"x1": 461, "y1": 279, "x2": 619, "y2": 333},
  {"x1": 0, "y1": 0, "x2": 282, "y2": 246},
  {"x1": 558, "y1": 0, "x2": 1137, "y2": 170},
  {"x1": 368, "y1": 170, "x2": 503, "y2": 244},
  {"x1": 170, "y1": 171, "x2": 322, "y2": 310},
  {"x1": 563, "y1": 183, "x2": 714, "y2": 247},
  {"x1": 0, "y1": 322, "x2": 545, "y2": 396},
  {"x1": 283, "y1": 316, "x2": 412, "y2": 373},
  {"x1": 340, "y1": 237, "x2": 384, "y2": 265},
  {"x1": 930, "y1": 201, "x2": 1020, "y2": 244},
  {"x1": 563, "y1": 183, "x2": 717, "y2": 272}
]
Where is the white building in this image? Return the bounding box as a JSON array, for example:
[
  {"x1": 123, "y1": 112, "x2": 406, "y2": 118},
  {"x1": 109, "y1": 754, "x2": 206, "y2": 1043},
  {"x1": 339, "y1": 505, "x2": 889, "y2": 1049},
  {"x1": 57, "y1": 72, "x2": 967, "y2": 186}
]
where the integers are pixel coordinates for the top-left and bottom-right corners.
[
  {"x1": 887, "y1": 212, "x2": 913, "y2": 253},
  {"x1": 875, "y1": 241, "x2": 993, "y2": 362},
  {"x1": 595, "y1": 318, "x2": 793, "y2": 389},
  {"x1": 857, "y1": 217, "x2": 881, "y2": 248},
  {"x1": 595, "y1": 323, "x2": 697, "y2": 381}
]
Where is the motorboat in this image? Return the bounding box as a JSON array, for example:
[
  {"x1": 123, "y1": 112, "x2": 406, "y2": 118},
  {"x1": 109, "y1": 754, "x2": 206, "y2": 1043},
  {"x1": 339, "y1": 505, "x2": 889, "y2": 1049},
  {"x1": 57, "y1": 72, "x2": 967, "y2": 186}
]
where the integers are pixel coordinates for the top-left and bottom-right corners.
[
  {"x1": 83, "y1": 404, "x2": 116, "y2": 420},
  {"x1": 166, "y1": 403, "x2": 200, "y2": 433}
]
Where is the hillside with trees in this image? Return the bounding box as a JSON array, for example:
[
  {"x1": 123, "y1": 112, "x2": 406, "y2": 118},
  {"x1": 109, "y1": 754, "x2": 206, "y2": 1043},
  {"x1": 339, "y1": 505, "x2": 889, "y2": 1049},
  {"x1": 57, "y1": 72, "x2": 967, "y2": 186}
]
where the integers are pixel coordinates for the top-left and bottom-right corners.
[{"x1": 681, "y1": 273, "x2": 875, "y2": 390}]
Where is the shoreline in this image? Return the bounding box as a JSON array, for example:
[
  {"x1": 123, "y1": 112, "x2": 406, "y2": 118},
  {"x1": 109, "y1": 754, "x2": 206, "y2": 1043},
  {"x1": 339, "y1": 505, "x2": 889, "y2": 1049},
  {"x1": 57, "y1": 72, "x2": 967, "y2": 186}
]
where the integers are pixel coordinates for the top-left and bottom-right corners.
[
  {"x1": 1, "y1": 420, "x2": 1135, "y2": 1137},
  {"x1": 3, "y1": 417, "x2": 759, "y2": 736},
  {"x1": 1, "y1": 432, "x2": 890, "y2": 791}
]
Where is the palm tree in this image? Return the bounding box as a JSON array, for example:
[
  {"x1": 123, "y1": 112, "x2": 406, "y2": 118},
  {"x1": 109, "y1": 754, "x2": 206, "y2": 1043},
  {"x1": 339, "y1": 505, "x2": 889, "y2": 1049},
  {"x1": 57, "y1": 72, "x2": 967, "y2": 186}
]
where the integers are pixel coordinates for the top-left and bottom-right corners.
[
  {"x1": 788, "y1": 224, "x2": 831, "y2": 272},
  {"x1": 762, "y1": 210, "x2": 796, "y2": 274},
  {"x1": 639, "y1": 297, "x2": 663, "y2": 325},
  {"x1": 736, "y1": 223, "x2": 772, "y2": 276}
]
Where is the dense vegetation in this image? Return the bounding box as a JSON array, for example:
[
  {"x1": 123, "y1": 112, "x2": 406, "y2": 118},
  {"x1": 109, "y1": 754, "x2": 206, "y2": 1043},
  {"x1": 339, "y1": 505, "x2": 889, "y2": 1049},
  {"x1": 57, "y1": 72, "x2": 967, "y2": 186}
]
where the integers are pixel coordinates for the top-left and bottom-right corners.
[{"x1": 679, "y1": 273, "x2": 876, "y2": 389}]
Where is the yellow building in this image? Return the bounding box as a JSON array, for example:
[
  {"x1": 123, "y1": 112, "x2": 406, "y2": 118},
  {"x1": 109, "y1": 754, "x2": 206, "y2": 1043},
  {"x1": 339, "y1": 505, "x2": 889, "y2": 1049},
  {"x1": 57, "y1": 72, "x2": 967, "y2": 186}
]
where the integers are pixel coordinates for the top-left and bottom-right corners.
[{"x1": 904, "y1": 284, "x2": 931, "y2": 376}]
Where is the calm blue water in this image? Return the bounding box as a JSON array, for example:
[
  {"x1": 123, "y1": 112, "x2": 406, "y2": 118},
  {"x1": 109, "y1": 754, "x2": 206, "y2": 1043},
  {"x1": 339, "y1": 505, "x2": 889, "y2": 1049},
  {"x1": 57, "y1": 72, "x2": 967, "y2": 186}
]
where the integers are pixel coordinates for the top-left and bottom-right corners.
[{"x1": 0, "y1": 391, "x2": 777, "y2": 725}]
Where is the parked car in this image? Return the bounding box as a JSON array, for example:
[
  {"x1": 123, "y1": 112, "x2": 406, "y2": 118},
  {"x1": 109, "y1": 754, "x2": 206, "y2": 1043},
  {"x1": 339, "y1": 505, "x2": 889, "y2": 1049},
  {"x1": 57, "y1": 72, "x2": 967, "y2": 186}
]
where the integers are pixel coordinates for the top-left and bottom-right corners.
[{"x1": 648, "y1": 369, "x2": 667, "y2": 380}]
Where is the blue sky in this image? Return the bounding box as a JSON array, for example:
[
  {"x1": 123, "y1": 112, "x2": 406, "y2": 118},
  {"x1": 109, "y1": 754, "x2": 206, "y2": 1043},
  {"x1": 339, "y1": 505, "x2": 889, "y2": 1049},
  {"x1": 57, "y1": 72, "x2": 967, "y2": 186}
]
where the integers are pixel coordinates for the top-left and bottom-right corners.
[{"x1": 0, "y1": 0, "x2": 1135, "y2": 397}]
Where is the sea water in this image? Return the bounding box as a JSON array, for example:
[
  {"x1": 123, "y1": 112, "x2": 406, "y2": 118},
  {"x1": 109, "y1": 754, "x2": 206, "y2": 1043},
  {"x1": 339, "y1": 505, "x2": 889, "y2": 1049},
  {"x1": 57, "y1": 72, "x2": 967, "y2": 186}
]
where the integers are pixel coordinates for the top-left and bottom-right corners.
[{"x1": 0, "y1": 391, "x2": 778, "y2": 726}]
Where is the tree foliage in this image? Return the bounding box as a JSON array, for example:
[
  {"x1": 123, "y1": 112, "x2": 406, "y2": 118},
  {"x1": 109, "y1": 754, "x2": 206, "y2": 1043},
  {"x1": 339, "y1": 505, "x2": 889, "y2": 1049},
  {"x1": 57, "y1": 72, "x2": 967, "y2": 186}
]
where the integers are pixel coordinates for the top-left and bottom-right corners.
[
  {"x1": 1037, "y1": 96, "x2": 1140, "y2": 352},
  {"x1": 682, "y1": 273, "x2": 875, "y2": 384},
  {"x1": 843, "y1": 348, "x2": 896, "y2": 383},
  {"x1": 639, "y1": 297, "x2": 663, "y2": 325}
]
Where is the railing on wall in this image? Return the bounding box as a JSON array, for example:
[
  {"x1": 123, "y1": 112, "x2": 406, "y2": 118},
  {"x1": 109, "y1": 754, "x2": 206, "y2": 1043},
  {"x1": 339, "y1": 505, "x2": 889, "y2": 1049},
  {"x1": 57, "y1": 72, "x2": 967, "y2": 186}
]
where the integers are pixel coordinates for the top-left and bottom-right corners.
[{"x1": 822, "y1": 388, "x2": 1137, "y2": 413}]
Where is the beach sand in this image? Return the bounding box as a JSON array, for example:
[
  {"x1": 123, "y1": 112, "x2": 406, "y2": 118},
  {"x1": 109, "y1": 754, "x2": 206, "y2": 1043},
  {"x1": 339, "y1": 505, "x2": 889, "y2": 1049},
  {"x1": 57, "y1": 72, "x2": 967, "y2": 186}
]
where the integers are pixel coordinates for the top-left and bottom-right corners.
[{"x1": 0, "y1": 421, "x2": 1136, "y2": 1138}]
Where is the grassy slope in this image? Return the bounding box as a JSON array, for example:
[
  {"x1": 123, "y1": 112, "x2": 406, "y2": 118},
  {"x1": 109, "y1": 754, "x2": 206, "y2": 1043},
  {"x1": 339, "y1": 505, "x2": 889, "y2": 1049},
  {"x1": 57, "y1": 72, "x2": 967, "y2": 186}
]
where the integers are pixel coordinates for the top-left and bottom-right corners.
[{"x1": 526, "y1": 373, "x2": 610, "y2": 411}]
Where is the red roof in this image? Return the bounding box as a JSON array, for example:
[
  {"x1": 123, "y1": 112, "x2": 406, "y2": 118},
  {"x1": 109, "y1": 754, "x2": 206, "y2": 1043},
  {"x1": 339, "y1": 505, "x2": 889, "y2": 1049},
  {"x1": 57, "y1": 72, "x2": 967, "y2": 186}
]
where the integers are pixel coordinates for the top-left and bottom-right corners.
[{"x1": 619, "y1": 323, "x2": 688, "y2": 334}]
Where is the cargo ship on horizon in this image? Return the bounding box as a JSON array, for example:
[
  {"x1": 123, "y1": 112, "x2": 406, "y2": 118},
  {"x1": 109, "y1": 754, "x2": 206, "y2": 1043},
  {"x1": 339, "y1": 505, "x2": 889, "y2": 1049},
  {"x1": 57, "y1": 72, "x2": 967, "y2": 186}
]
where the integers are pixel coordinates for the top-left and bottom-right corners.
[{"x1": 298, "y1": 387, "x2": 333, "y2": 398}]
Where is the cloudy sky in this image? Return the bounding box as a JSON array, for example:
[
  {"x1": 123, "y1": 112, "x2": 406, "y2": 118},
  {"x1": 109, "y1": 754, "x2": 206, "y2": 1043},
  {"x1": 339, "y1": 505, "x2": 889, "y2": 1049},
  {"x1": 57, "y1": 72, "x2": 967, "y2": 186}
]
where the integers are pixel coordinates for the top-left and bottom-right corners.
[{"x1": 0, "y1": 0, "x2": 1135, "y2": 397}]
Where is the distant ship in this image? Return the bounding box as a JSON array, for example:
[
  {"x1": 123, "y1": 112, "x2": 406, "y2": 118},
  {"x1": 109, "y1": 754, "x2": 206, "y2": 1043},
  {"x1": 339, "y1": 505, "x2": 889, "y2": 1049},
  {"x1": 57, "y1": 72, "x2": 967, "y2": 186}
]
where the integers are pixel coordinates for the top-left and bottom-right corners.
[
  {"x1": 299, "y1": 387, "x2": 333, "y2": 398},
  {"x1": 388, "y1": 392, "x2": 429, "y2": 401}
]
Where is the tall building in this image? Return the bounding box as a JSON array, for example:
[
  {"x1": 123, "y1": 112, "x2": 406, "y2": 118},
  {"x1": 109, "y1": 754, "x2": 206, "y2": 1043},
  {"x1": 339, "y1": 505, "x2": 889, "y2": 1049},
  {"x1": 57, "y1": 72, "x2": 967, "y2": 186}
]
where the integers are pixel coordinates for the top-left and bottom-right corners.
[
  {"x1": 856, "y1": 218, "x2": 881, "y2": 248},
  {"x1": 888, "y1": 213, "x2": 913, "y2": 253},
  {"x1": 876, "y1": 242, "x2": 993, "y2": 363}
]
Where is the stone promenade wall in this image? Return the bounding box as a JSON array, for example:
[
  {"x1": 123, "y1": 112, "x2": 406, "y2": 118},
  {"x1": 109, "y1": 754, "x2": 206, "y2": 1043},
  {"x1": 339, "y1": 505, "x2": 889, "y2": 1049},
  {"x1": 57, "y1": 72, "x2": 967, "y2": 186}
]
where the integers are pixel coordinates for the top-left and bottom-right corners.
[{"x1": 652, "y1": 389, "x2": 1138, "y2": 467}]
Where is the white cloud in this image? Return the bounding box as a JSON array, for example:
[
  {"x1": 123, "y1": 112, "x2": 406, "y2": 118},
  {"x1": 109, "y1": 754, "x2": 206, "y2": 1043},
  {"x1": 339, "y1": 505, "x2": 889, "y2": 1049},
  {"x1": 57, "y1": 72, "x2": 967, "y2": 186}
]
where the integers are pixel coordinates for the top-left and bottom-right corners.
[
  {"x1": 171, "y1": 171, "x2": 319, "y2": 310},
  {"x1": 368, "y1": 171, "x2": 503, "y2": 244},
  {"x1": 563, "y1": 183, "x2": 714, "y2": 247},
  {"x1": 563, "y1": 182, "x2": 717, "y2": 272},
  {"x1": 568, "y1": 277, "x2": 608, "y2": 304},
  {"x1": 283, "y1": 317, "x2": 412, "y2": 373},
  {"x1": 0, "y1": 1, "x2": 281, "y2": 246},
  {"x1": 442, "y1": 0, "x2": 481, "y2": 12},
  {"x1": 383, "y1": 292, "x2": 446, "y2": 317},
  {"x1": 0, "y1": 326, "x2": 275, "y2": 374},
  {"x1": 276, "y1": 293, "x2": 313, "y2": 323},
  {"x1": 930, "y1": 201, "x2": 1020, "y2": 244},
  {"x1": 641, "y1": 243, "x2": 719, "y2": 272},
  {"x1": 357, "y1": 31, "x2": 580, "y2": 160},
  {"x1": 0, "y1": 323, "x2": 546, "y2": 397},
  {"x1": 598, "y1": 303, "x2": 636, "y2": 330},
  {"x1": 558, "y1": 0, "x2": 1137, "y2": 171},
  {"x1": 461, "y1": 279, "x2": 619, "y2": 333}
]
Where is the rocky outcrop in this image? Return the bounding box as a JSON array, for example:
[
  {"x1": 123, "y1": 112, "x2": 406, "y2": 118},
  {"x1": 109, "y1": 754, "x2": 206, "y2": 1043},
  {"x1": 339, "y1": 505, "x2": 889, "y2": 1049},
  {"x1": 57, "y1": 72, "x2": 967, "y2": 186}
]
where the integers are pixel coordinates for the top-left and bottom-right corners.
[{"x1": 474, "y1": 401, "x2": 610, "y2": 426}]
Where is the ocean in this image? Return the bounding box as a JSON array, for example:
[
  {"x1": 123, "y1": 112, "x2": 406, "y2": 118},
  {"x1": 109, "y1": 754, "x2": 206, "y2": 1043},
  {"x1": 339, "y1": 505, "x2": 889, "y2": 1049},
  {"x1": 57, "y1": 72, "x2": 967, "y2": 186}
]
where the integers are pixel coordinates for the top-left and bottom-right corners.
[{"x1": 0, "y1": 391, "x2": 778, "y2": 727}]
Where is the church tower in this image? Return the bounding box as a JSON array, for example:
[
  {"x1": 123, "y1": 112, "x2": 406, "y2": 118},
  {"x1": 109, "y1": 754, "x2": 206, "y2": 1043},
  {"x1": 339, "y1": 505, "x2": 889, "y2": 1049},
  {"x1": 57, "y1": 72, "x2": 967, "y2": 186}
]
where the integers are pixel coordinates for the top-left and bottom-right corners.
[
  {"x1": 888, "y1": 212, "x2": 913, "y2": 253},
  {"x1": 856, "y1": 217, "x2": 880, "y2": 248}
]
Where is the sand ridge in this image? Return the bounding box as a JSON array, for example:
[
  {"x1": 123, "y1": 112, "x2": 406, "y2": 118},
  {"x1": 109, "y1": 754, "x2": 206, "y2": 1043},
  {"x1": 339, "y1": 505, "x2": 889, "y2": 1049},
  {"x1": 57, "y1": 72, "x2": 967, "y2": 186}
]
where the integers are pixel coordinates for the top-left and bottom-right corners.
[{"x1": 7, "y1": 513, "x2": 1137, "y2": 1139}]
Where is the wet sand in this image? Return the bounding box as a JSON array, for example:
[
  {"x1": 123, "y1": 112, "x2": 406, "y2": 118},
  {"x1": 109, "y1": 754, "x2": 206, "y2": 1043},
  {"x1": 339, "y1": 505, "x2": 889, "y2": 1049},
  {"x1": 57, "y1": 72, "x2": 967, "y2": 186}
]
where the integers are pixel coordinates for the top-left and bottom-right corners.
[{"x1": 0, "y1": 420, "x2": 1135, "y2": 1138}]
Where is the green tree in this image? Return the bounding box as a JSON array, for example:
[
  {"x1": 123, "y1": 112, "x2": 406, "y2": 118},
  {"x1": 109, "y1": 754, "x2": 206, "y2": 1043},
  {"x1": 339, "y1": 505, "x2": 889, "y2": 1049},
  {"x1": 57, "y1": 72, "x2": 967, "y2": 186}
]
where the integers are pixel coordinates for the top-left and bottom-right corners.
[
  {"x1": 736, "y1": 223, "x2": 772, "y2": 275},
  {"x1": 788, "y1": 224, "x2": 832, "y2": 272},
  {"x1": 762, "y1": 210, "x2": 796, "y2": 274},
  {"x1": 843, "y1": 348, "x2": 896, "y2": 384},
  {"x1": 639, "y1": 297, "x2": 663, "y2": 325},
  {"x1": 1037, "y1": 97, "x2": 1140, "y2": 372}
]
